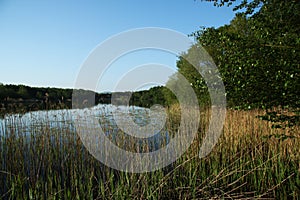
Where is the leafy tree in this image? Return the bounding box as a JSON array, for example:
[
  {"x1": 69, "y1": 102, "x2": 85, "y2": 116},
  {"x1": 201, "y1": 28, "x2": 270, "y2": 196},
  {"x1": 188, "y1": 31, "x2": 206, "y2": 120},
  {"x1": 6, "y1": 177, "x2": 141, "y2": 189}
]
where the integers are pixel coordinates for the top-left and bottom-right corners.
[
  {"x1": 165, "y1": 0, "x2": 299, "y2": 130},
  {"x1": 201, "y1": 0, "x2": 264, "y2": 15},
  {"x1": 36, "y1": 91, "x2": 44, "y2": 99},
  {"x1": 17, "y1": 85, "x2": 30, "y2": 99},
  {"x1": 176, "y1": 0, "x2": 300, "y2": 109}
]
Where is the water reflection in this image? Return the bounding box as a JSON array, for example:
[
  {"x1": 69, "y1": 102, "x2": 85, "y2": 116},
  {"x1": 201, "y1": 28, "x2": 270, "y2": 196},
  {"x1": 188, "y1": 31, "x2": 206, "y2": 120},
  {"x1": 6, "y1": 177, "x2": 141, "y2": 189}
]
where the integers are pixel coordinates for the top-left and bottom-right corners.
[{"x1": 0, "y1": 104, "x2": 170, "y2": 152}]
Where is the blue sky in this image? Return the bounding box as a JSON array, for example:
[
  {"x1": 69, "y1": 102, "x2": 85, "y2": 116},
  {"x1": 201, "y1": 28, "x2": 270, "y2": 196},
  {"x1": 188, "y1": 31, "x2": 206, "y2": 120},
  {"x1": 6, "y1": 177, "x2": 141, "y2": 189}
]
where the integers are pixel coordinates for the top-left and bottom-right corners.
[{"x1": 0, "y1": 0, "x2": 238, "y2": 92}]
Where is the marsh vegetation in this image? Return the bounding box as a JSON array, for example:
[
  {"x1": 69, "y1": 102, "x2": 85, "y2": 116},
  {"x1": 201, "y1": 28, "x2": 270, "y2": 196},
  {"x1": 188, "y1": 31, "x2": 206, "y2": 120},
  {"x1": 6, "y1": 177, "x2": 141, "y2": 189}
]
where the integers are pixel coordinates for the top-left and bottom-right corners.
[{"x1": 0, "y1": 104, "x2": 299, "y2": 199}]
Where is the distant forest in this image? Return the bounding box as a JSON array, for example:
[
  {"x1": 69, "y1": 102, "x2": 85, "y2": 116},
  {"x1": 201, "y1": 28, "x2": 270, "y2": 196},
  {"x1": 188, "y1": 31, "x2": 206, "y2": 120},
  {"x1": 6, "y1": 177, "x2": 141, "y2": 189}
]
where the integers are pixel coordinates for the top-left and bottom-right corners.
[{"x1": 0, "y1": 83, "x2": 169, "y2": 115}]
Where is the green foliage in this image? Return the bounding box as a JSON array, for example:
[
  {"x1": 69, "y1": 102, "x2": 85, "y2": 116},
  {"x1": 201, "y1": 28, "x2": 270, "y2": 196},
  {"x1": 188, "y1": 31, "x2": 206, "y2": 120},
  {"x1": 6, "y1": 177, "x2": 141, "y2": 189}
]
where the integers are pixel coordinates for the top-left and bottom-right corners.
[
  {"x1": 130, "y1": 86, "x2": 171, "y2": 107},
  {"x1": 257, "y1": 110, "x2": 300, "y2": 131},
  {"x1": 17, "y1": 85, "x2": 30, "y2": 99},
  {"x1": 200, "y1": 0, "x2": 236, "y2": 7},
  {"x1": 167, "y1": 55, "x2": 212, "y2": 106},
  {"x1": 0, "y1": 84, "x2": 173, "y2": 115},
  {"x1": 177, "y1": 0, "x2": 300, "y2": 111},
  {"x1": 201, "y1": 0, "x2": 265, "y2": 15}
]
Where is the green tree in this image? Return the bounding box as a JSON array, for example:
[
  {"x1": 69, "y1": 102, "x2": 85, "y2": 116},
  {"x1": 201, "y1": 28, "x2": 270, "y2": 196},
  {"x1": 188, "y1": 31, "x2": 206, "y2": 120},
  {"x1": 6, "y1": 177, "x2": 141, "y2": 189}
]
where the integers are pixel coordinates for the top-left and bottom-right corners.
[
  {"x1": 17, "y1": 85, "x2": 30, "y2": 99},
  {"x1": 0, "y1": 83, "x2": 6, "y2": 100},
  {"x1": 171, "y1": 0, "x2": 299, "y2": 130},
  {"x1": 177, "y1": 0, "x2": 300, "y2": 110}
]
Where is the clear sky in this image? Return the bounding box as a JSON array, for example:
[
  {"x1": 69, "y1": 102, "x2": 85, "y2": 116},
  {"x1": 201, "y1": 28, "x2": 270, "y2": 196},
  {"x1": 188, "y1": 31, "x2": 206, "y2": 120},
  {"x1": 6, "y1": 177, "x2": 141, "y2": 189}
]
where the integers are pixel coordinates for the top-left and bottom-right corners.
[{"x1": 0, "y1": 0, "x2": 238, "y2": 92}]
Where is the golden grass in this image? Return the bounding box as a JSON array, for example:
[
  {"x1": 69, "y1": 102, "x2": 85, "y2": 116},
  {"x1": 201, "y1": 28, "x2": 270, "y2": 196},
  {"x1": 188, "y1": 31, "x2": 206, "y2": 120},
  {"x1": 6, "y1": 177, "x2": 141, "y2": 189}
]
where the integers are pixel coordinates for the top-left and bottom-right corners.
[
  {"x1": 0, "y1": 105, "x2": 299, "y2": 199},
  {"x1": 168, "y1": 103, "x2": 299, "y2": 162}
]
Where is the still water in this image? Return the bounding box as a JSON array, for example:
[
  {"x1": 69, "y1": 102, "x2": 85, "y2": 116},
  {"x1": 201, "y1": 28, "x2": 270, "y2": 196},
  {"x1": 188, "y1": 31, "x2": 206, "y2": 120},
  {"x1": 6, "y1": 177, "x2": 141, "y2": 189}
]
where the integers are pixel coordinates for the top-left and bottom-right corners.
[{"x1": 0, "y1": 104, "x2": 170, "y2": 151}]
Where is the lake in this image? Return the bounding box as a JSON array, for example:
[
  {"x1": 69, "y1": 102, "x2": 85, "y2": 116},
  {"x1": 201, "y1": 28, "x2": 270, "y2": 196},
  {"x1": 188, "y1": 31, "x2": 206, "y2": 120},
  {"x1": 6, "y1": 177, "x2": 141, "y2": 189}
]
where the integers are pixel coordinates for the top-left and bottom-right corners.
[{"x1": 0, "y1": 104, "x2": 170, "y2": 152}]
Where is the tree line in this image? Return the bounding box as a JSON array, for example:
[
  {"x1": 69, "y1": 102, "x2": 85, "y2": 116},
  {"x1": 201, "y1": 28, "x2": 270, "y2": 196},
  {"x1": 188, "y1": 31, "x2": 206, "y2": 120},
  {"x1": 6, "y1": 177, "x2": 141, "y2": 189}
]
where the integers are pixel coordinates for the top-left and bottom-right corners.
[{"x1": 0, "y1": 83, "x2": 169, "y2": 115}]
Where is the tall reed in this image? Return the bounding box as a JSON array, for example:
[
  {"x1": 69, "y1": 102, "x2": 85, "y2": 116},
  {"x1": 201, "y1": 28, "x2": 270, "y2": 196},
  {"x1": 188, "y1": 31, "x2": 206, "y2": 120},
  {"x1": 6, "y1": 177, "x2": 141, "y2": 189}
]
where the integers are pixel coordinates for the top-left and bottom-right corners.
[{"x1": 0, "y1": 105, "x2": 299, "y2": 199}]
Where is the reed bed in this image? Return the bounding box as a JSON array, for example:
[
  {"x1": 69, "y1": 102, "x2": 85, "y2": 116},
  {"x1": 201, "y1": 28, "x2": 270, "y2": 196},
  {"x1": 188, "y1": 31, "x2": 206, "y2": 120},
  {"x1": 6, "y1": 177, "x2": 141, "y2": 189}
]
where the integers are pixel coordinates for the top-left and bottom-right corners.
[{"x1": 0, "y1": 105, "x2": 299, "y2": 199}]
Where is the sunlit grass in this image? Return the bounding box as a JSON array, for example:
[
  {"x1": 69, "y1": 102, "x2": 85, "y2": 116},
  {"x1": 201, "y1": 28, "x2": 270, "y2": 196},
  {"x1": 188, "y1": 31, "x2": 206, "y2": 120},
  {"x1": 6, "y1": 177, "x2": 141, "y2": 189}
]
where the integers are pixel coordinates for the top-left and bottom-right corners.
[{"x1": 0, "y1": 105, "x2": 299, "y2": 199}]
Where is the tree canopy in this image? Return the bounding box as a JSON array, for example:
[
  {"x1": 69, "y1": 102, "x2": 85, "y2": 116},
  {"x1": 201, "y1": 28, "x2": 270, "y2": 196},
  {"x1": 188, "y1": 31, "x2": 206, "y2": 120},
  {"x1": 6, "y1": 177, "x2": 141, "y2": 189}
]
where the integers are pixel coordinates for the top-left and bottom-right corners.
[{"x1": 172, "y1": 0, "x2": 300, "y2": 110}]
